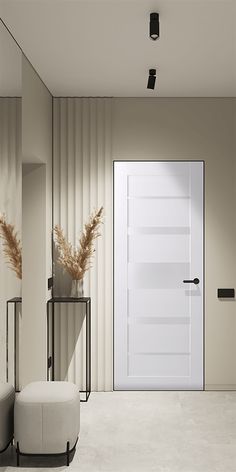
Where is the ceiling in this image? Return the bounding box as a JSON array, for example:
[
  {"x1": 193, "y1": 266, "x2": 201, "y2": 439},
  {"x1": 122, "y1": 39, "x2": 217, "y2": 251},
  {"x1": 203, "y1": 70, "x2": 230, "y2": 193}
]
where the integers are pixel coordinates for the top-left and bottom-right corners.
[
  {"x1": 0, "y1": 19, "x2": 21, "y2": 96},
  {"x1": 0, "y1": 0, "x2": 235, "y2": 97}
]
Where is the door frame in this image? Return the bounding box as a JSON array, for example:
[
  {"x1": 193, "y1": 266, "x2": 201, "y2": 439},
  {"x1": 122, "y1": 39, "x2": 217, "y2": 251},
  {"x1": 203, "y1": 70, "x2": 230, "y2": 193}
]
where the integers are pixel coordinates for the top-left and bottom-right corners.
[{"x1": 112, "y1": 159, "x2": 205, "y2": 391}]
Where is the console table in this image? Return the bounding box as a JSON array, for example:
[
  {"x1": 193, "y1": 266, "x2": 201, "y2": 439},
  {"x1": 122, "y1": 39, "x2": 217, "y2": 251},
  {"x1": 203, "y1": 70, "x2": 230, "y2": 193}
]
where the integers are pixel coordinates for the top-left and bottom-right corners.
[
  {"x1": 47, "y1": 297, "x2": 91, "y2": 402},
  {"x1": 6, "y1": 297, "x2": 22, "y2": 392}
]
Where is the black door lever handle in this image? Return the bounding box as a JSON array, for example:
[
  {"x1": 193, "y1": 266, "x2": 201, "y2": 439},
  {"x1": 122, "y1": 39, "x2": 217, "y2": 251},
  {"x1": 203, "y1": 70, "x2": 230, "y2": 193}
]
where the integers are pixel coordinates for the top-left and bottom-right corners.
[{"x1": 183, "y1": 278, "x2": 200, "y2": 285}]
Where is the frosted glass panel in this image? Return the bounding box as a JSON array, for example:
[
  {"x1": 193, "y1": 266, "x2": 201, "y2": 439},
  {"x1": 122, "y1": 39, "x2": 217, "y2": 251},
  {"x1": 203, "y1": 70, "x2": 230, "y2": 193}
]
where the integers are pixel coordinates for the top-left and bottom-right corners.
[
  {"x1": 128, "y1": 227, "x2": 190, "y2": 235},
  {"x1": 128, "y1": 175, "x2": 190, "y2": 198},
  {"x1": 128, "y1": 234, "x2": 190, "y2": 263},
  {"x1": 128, "y1": 198, "x2": 190, "y2": 227},
  {"x1": 129, "y1": 354, "x2": 190, "y2": 377},
  {"x1": 128, "y1": 263, "x2": 190, "y2": 289}
]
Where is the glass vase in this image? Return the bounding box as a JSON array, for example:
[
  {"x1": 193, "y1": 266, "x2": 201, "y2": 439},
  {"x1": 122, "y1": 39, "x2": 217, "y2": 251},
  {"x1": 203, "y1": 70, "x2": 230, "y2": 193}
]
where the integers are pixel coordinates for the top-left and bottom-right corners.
[{"x1": 70, "y1": 279, "x2": 84, "y2": 298}]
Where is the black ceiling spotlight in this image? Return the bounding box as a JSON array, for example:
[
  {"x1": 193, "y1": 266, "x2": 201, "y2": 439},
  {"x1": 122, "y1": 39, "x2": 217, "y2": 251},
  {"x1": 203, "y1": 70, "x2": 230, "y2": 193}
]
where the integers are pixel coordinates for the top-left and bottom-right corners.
[
  {"x1": 147, "y1": 69, "x2": 156, "y2": 90},
  {"x1": 149, "y1": 13, "x2": 159, "y2": 40}
]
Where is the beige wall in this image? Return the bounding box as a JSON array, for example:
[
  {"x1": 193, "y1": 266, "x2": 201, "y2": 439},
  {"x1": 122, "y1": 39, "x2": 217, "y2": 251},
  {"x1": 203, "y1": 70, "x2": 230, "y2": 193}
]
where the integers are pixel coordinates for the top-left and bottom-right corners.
[
  {"x1": 21, "y1": 56, "x2": 52, "y2": 387},
  {"x1": 53, "y1": 97, "x2": 236, "y2": 391},
  {"x1": 113, "y1": 98, "x2": 236, "y2": 390}
]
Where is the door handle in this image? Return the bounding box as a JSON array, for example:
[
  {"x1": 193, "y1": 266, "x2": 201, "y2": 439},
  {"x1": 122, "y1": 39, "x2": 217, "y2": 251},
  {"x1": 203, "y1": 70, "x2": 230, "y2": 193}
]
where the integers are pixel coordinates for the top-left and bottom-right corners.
[{"x1": 183, "y1": 278, "x2": 200, "y2": 285}]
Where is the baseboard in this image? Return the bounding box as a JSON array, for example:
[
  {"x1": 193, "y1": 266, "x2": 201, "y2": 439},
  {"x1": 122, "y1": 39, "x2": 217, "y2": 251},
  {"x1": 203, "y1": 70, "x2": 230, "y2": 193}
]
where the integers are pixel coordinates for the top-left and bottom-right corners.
[{"x1": 205, "y1": 384, "x2": 236, "y2": 391}]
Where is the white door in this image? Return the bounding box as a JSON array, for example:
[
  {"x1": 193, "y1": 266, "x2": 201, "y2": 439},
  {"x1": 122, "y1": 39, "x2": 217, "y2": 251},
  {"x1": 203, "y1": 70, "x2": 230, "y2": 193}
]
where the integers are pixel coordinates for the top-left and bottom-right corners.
[{"x1": 114, "y1": 161, "x2": 204, "y2": 390}]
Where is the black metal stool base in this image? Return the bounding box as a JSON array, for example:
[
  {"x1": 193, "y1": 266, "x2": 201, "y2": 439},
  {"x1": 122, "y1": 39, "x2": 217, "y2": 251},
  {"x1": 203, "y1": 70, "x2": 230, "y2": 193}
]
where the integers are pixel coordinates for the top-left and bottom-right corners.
[
  {"x1": 0, "y1": 437, "x2": 14, "y2": 454},
  {"x1": 16, "y1": 438, "x2": 78, "y2": 467}
]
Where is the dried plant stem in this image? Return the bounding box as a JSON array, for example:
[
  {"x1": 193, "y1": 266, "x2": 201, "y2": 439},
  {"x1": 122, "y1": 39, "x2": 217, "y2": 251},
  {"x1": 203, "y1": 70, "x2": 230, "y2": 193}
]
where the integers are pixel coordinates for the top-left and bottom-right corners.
[
  {"x1": 54, "y1": 207, "x2": 103, "y2": 280},
  {"x1": 0, "y1": 215, "x2": 22, "y2": 279}
]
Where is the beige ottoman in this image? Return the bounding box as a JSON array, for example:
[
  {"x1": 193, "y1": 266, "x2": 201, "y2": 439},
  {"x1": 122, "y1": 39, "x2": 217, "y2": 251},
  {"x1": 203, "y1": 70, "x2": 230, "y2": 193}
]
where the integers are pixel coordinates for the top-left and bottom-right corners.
[
  {"x1": 0, "y1": 382, "x2": 15, "y2": 452},
  {"x1": 14, "y1": 381, "x2": 80, "y2": 466}
]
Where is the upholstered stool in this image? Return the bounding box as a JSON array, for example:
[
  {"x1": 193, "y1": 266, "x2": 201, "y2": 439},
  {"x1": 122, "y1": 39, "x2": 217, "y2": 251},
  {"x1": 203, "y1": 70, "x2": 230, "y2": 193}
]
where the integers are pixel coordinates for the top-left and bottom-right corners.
[
  {"x1": 14, "y1": 381, "x2": 80, "y2": 466},
  {"x1": 0, "y1": 382, "x2": 15, "y2": 452},
  {"x1": 0, "y1": 382, "x2": 15, "y2": 453}
]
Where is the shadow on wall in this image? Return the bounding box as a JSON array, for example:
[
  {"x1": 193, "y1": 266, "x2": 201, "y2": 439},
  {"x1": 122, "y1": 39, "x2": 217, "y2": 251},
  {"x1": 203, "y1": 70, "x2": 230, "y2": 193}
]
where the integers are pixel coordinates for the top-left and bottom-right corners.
[
  {"x1": 52, "y1": 244, "x2": 85, "y2": 386},
  {"x1": 15, "y1": 304, "x2": 21, "y2": 391},
  {"x1": 5, "y1": 302, "x2": 21, "y2": 391}
]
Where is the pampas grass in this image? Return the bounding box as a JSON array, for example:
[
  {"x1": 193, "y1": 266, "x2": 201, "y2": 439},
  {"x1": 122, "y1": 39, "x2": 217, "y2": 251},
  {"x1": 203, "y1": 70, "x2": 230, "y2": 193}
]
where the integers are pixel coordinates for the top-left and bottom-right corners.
[
  {"x1": 54, "y1": 207, "x2": 103, "y2": 280},
  {"x1": 0, "y1": 215, "x2": 22, "y2": 279}
]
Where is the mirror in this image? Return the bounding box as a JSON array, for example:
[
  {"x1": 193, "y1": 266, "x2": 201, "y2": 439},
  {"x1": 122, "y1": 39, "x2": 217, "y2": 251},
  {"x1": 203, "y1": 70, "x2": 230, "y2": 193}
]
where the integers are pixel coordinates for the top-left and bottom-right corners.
[{"x1": 0, "y1": 19, "x2": 22, "y2": 387}]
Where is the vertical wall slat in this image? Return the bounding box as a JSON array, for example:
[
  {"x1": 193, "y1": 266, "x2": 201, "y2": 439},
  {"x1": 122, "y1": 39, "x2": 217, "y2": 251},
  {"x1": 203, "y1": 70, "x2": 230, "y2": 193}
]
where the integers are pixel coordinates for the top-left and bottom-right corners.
[
  {"x1": 104, "y1": 98, "x2": 113, "y2": 390},
  {"x1": 81, "y1": 98, "x2": 90, "y2": 389},
  {"x1": 74, "y1": 99, "x2": 84, "y2": 389},
  {"x1": 53, "y1": 98, "x2": 60, "y2": 381},
  {"x1": 97, "y1": 99, "x2": 105, "y2": 390},
  {"x1": 67, "y1": 98, "x2": 73, "y2": 382},
  {"x1": 59, "y1": 98, "x2": 68, "y2": 381},
  {"x1": 89, "y1": 99, "x2": 98, "y2": 390}
]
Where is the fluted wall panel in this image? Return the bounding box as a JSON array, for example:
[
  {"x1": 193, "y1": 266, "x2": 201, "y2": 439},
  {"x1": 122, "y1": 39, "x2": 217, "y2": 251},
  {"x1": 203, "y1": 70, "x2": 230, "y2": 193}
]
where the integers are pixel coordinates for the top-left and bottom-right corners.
[{"x1": 53, "y1": 98, "x2": 113, "y2": 391}]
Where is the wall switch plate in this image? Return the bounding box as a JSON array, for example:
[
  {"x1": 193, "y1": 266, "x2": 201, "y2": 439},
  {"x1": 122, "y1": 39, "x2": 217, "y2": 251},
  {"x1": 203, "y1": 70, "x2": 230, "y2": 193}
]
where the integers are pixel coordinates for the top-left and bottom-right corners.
[
  {"x1": 217, "y1": 288, "x2": 235, "y2": 298},
  {"x1": 48, "y1": 277, "x2": 53, "y2": 290}
]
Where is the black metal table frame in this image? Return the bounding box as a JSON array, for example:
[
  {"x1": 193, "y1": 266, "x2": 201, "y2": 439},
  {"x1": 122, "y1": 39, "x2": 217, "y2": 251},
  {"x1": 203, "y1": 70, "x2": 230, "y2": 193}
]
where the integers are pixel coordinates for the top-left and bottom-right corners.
[
  {"x1": 6, "y1": 297, "x2": 22, "y2": 392},
  {"x1": 47, "y1": 297, "x2": 91, "y2": 402}
]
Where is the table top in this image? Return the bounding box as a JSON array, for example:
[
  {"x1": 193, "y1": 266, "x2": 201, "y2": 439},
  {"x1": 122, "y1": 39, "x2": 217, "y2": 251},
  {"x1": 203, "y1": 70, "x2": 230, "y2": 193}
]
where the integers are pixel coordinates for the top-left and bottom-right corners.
[
  {"x1": 47, "y1": 297, "x2": 91, "y2": 303},
  {"x1": 7, "y1": 297, "x2": 22, "y2": 303}
]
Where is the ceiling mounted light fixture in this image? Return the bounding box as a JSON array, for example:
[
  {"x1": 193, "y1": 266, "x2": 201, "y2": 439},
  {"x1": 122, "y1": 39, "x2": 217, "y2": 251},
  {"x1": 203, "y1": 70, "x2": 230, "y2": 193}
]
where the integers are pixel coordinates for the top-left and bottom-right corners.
[
  {"x1": 147, "y1": 69, "x2": 156, "y2": 90},
  {"x1": 149, "y1": 12, "x2": 159, "y2": 40}
]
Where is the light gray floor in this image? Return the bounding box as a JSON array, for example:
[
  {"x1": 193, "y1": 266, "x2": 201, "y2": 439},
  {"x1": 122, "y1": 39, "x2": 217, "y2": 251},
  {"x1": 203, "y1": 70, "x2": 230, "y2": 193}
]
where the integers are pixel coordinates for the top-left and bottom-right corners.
[{"x1": 1, "y1": 391, "x2": 236, "y2": 472}]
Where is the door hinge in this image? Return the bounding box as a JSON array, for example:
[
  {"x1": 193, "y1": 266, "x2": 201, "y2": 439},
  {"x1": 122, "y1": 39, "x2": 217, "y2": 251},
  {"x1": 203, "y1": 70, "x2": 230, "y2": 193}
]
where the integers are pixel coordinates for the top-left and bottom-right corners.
[{"x1": 48, "y1": 356, "x2": 52, "y2": 369}]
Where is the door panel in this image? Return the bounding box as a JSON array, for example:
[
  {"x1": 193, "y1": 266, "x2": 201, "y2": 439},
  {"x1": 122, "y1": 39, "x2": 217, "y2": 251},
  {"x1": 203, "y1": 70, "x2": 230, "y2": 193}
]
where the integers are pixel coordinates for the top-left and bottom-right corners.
[
  {"x1": 129, "y1": 323, "x2": 190, "y2": 354},
  {"x1": 129, "y1": 354, "x2": 190, "y2": 378},
  {"x1": 129, "y1": 174, "x2": 189, "y2": 197},
  {"x1": 114, "y1": 161, "x2": 204, "y2": 390},
  {"x1": 129, "y1": 198, "x2": 190, "y2": 227},
  {"x1": 128, "y1": 289, "x2": 190, "y2": 318}
]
